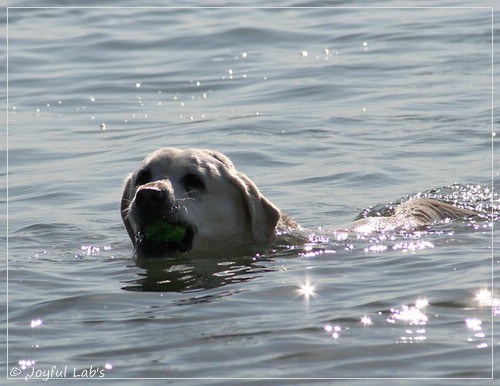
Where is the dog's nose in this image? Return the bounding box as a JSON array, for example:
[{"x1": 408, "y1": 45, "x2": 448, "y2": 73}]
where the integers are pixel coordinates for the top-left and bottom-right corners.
[{"x1": 136, "y1": 186, "x2": 165, "y2": 205}]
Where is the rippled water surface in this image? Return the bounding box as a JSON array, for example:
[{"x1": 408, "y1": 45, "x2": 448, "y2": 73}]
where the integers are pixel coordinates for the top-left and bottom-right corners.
[{"x1": 4, "y1": 2, "x2": 500, "y2": 384}]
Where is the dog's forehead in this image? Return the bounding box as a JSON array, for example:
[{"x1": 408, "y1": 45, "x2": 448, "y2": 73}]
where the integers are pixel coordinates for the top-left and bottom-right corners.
[{"x1": 142, "y1": 148, "x2": 229, "y2": 176}]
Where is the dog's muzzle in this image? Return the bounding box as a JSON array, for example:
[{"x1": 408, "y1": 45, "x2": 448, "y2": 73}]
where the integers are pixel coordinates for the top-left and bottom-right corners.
[{"x1": 131, "y1": 185, "x2": 194, "y2": 258}]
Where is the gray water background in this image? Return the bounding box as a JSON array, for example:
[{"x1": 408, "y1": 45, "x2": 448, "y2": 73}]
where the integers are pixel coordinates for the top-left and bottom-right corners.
[{"x1": 3, "y1": 2, "x2": 500, "y2": 384}]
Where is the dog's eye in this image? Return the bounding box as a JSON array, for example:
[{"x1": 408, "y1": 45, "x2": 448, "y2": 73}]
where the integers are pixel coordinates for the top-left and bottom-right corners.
[
  {"x1": 135, "y1": 169, "x2": 152, "y2": 186},
  {"x1": 181, "y1": 173, "x2": 206, "y2": 192}
]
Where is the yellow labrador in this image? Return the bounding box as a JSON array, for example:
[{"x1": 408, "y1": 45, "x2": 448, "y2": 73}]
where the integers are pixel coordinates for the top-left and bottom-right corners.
[
  {"x1": 121, "y1": 148, "x2": 476, "y2": 258},
  {"x1": 121, "y1": 148, "x2": 295, "y2": 258}
]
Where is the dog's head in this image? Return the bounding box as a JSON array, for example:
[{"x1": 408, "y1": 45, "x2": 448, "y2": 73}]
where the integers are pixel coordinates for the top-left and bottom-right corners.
[{"x1": 121, "y1": 148, "x2": 281, "y2": 258}]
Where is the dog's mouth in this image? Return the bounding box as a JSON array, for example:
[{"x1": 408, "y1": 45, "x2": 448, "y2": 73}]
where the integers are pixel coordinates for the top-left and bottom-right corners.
[{"x1": 135, "y1": 221, "x2": 194, "y2": 258}]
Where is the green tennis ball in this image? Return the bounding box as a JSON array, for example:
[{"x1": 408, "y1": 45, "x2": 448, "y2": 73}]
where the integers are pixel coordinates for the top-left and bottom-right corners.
[{"x1": 144, "y1": 222, "x2": 187, "y2": 244}]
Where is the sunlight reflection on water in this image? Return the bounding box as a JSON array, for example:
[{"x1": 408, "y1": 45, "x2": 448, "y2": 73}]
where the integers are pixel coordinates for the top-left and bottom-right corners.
[{"x1": 388, "y1": 298, "x2": 429, "y2": 326}]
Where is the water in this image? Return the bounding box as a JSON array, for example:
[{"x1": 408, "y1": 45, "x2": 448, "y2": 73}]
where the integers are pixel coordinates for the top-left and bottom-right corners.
[{"x1": 4, "y1": 3, "x2": 499, "y2": 384}]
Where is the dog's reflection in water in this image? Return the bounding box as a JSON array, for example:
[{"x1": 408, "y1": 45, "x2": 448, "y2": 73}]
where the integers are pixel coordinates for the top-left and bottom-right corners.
[{"x1": 122, "y1": 253, "x2": 277, "y2": 293}]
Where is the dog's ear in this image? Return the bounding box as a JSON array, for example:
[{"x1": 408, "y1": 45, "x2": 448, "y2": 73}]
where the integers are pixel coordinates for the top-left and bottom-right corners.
[
  {"x1": 229, "y1": 169, "x2": 281, "y2": 243},
  {"x1": 206, "y1": 149, "x2": 281, "y2": 242},
  {"x1": 120, "y1": 174, "x2": 136, "y2": 246}
]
